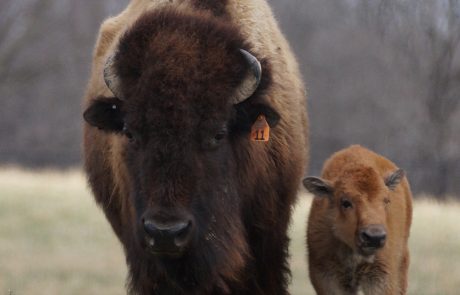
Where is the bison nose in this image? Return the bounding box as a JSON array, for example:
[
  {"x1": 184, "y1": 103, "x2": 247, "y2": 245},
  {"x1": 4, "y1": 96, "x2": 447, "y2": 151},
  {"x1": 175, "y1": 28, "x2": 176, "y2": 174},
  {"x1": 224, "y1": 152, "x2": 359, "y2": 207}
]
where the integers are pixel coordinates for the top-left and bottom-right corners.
[
  {"x1": 359, "y1": 225, "x2": 387, "y2": 249},
  {"x1": 143, "y1": 218, "x2": 194, "y2": 254}
]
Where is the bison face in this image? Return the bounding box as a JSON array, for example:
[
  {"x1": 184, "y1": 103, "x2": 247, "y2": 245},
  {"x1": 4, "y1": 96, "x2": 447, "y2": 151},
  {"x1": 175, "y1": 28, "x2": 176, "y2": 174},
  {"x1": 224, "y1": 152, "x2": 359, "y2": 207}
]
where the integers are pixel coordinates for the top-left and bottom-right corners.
[
  {"x1": 83, "y1": 9, "x2": 280, "y2": 293},
  {"x1": 303, "y1": 168, "x2": 405, "y2": 257}
]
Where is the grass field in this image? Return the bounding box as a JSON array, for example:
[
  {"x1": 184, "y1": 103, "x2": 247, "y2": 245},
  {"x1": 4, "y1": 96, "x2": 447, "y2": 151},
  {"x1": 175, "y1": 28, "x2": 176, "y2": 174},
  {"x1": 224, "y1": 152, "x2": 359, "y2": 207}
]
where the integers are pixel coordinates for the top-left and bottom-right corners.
[{"x1": 0, "y1": 168, "x2": 459, "y2": 294}]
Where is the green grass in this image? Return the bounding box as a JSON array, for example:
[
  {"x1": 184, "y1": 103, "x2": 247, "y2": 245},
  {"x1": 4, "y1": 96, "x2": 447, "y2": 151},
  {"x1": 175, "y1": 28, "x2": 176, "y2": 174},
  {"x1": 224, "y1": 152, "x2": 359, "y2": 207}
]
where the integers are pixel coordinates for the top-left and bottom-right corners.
[{"x1": 0, "y1": 168, "x2": 459, "y2": 294}]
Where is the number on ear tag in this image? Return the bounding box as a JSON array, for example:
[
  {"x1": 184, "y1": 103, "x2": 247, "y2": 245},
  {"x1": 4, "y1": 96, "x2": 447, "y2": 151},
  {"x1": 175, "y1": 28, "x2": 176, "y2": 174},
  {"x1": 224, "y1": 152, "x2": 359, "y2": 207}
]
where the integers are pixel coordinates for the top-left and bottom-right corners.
[{"x1": 251, "y1": 115, "x2": 270, "y2": 142}]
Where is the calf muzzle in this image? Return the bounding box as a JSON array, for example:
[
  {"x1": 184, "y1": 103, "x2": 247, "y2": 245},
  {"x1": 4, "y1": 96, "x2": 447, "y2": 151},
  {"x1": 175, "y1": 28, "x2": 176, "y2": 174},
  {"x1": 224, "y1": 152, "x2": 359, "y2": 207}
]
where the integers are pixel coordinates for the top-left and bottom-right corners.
[{"x1": 358, "y1": 225, "x2": 386, "y2": 253}]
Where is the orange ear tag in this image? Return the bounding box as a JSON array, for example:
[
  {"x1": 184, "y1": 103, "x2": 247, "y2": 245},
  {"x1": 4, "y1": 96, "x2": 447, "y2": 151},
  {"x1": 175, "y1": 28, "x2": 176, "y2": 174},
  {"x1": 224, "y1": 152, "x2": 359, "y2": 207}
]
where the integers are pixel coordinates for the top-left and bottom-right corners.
[{"x1": 250, "y1": 115, "x2": 270, "y2": 142}]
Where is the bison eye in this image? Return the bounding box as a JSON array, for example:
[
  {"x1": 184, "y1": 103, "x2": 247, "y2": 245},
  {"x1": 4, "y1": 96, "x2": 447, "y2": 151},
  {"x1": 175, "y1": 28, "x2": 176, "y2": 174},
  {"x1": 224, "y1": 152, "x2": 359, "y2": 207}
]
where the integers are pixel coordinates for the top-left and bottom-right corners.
[
  {"x1": 125, "y1": 131, "x2": 133, "y2": 140},
  {"x1": 127, "y1": 133, "x2": 137, "y2": 145},
  {"x1": 123, "y1": 125, "x2": 137, "y2": 144},
  {"x1": 214, "y1": 130, "x2": 226, "y2": 141},
  {"x1": 340, "y1": 198, "x2": 353, "y2": 209},
  {"x1": 202, "y1": 126, "x2": 228, "y2": 150}
]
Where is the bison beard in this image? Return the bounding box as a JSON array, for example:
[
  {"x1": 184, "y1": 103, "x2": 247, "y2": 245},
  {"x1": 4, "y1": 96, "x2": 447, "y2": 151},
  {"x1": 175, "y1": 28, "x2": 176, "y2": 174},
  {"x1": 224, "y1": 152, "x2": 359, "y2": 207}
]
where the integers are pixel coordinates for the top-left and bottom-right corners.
[
  {"x1": 83, "y1": 4, "x2": 308, "y2": 295},
  {"x1": 126, "y1": 180, "x2": 249, "y2": 294}
]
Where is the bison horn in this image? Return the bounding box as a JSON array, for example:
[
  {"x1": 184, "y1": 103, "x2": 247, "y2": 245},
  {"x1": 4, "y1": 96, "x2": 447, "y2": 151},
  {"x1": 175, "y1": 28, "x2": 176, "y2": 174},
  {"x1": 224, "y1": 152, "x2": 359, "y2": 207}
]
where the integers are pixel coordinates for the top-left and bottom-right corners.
[
  {"x1": 103, "y1": 54, "x2": 124, "y2": 99},
  {"x1": 232, "y1": 49, "x2": 262, "y2": 104}
]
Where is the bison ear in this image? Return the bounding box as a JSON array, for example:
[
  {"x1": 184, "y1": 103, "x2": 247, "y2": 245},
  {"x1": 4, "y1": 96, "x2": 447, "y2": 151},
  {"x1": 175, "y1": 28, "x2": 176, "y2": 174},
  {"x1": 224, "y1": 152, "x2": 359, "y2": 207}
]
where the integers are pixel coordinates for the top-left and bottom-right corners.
[
  {"x1": 233, "y1": 102, "x2": 281, "y2": 132},
  {"x1": 254, "y1": 103, "x2": 280, "y2": 128},
  {"x1": 303, "y1": 177, "x2": 334, "y2": 197},
  {"x1": 385, "y1": 169, "x2": 405, "y2": 190},
  {"x1": 83, "y1": 96, "x2": 124, "y2": 132}
]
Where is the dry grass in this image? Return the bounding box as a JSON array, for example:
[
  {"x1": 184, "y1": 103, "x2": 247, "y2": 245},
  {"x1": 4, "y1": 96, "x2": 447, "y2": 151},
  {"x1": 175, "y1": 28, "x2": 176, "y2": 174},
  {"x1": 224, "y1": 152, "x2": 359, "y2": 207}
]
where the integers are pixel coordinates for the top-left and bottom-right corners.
[
  {"x1": 0, "y1": 168, "x2": 459, "y2": 294},
  {"x1": 0, "y1": 168, "x2": 126, "y2": 295}
]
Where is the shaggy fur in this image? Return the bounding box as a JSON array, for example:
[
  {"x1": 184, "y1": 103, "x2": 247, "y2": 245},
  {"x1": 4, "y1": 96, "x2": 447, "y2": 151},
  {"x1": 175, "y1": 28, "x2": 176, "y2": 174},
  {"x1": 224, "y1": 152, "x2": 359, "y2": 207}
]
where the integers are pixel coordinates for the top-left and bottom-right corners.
[
  {"x1": 304, "y1": 145, "x2": 413, "y2": 295},
  {"x1": 83, "y1": 1, "x2": 308, "y2": 294},
  {"x1": 191, "y1": 0, "x2": 228, "y2": 16}
]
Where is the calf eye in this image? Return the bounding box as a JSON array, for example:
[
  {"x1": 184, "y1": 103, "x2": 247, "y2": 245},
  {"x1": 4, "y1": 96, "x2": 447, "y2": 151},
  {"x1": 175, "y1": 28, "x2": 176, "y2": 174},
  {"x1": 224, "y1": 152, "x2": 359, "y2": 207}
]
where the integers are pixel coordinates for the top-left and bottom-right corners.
[
  {"x1": 340, "y1": 198, "x2": 353, "y2": 209},
  {"x1": 384, "y1": 198, "x2": 391, "y2": 205}
]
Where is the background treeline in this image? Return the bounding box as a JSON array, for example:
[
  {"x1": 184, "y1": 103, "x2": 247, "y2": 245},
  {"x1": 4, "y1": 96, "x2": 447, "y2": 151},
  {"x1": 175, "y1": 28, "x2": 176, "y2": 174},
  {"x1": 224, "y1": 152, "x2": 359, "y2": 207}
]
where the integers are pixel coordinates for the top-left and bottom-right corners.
[{"x1": 1, "y1": 0, "x2": 459, "y2": 197}]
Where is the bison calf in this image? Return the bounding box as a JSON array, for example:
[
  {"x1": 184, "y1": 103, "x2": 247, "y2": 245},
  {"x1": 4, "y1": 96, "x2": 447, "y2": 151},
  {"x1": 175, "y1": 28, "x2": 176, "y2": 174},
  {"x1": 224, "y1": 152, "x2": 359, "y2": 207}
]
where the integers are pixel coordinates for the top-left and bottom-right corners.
[{"x1": 303, "y1": 145, "x2": 412, "y2": 295}]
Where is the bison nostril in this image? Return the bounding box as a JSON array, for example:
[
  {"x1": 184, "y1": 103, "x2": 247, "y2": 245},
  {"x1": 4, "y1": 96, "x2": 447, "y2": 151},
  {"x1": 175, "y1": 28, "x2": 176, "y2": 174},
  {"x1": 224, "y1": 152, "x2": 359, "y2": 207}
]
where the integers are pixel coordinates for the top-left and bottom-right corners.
[
  {"x1": 173, "y1": 221, "x2": 193, "y2": 247},
  {"x1": 360, "y1": 230, "x2": 371, "y2": 242},
  {"x1": 359, "y1": 226, "x2": 387, "y2": 248}
]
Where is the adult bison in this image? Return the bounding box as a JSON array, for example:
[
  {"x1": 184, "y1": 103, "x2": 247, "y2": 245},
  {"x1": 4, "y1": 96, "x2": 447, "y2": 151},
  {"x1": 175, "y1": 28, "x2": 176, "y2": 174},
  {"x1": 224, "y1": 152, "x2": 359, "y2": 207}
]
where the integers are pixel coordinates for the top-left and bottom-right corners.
[
  {"x1": 303, "y1": 145, "x2": 412, "y2": 295},
  {"x1": 82, "y1": 0, "x2": 308, "y2": 294}
]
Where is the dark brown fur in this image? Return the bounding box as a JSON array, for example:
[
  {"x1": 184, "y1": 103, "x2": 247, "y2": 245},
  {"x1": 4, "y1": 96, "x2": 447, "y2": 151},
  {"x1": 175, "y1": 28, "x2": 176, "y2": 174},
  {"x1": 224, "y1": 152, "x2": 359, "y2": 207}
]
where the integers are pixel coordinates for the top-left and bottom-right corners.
[
  {"x1": 83, "y1": 5, "x2": 308, "y2": 295},
  {"x1": 191, "y1": 0, "x2": 228, "y2": 16}
]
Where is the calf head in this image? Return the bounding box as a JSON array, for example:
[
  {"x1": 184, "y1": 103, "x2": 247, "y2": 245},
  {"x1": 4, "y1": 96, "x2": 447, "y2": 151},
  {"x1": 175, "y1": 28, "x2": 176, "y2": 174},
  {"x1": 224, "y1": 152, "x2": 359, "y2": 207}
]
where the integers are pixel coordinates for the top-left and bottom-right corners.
[
  {"x1": 83, "y1": 9, "x2": 280, "y2": 294},
  {"x1": 303, "y1": 167, "x2": 405, "y2": 257}
]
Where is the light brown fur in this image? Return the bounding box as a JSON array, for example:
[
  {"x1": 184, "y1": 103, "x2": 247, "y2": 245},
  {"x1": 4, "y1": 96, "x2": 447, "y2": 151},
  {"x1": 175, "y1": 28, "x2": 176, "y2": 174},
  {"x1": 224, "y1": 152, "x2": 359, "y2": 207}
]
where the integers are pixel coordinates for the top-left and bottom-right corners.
[{"x1": 304, "y1": 145, "x2": 412, "y2": 295}]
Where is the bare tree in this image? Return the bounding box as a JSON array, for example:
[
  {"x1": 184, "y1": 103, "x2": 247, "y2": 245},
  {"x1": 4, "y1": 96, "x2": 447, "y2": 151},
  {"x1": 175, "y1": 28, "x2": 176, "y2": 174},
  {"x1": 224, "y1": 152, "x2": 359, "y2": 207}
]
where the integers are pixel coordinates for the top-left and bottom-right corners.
[
  {"x1": 271, "y1": 0, "x2": 460, "y2": 197},
  {"x1": 0, "y1": 0, "x2": 56, "y2": 82},
  {"x1": 0, "y1": 0, "x2": 125, "y2": 166},
  {"x1": 355, "y1": 0, "x2": 460, "y2": 197},
  {"x1": 1, "y1": 0, "x2": 459, "y2": 196}
]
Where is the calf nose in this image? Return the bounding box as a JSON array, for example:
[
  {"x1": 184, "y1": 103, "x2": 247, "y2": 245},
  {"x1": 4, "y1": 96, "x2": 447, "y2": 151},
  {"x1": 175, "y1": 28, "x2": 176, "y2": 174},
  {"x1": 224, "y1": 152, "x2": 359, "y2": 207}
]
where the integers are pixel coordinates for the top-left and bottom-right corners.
[
  {"x1": 359, "y1": 225, "x2": 387, "y2": 248},
  {"x1": 143, "y1": 218, "x2": 194, "y2": 254}
]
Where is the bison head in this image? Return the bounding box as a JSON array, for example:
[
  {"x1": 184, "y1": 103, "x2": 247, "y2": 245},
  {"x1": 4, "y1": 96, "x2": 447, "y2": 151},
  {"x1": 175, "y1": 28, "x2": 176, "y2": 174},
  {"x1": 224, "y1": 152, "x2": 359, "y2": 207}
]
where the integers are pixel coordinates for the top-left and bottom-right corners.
[
  {"x1": 83, "y1": 9, "x2": 280, "y2": 293},
  {"x1": 303, "y1": 167, "x2": 405, "y2": 257}
]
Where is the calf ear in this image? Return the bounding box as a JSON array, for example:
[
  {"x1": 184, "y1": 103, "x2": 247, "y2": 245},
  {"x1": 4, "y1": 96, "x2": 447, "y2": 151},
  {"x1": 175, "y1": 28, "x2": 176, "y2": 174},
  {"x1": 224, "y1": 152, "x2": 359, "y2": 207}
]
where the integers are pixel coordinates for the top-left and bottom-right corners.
[
  {"x1": 385, "y1": 169, "x2": 405, "y2": 190},
  {"x1": 83, "y1": 96, "x2": 124, "y2": 132},
  {"x1": 303, "y1": 177, "x2": 334, "y2": 197}
]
